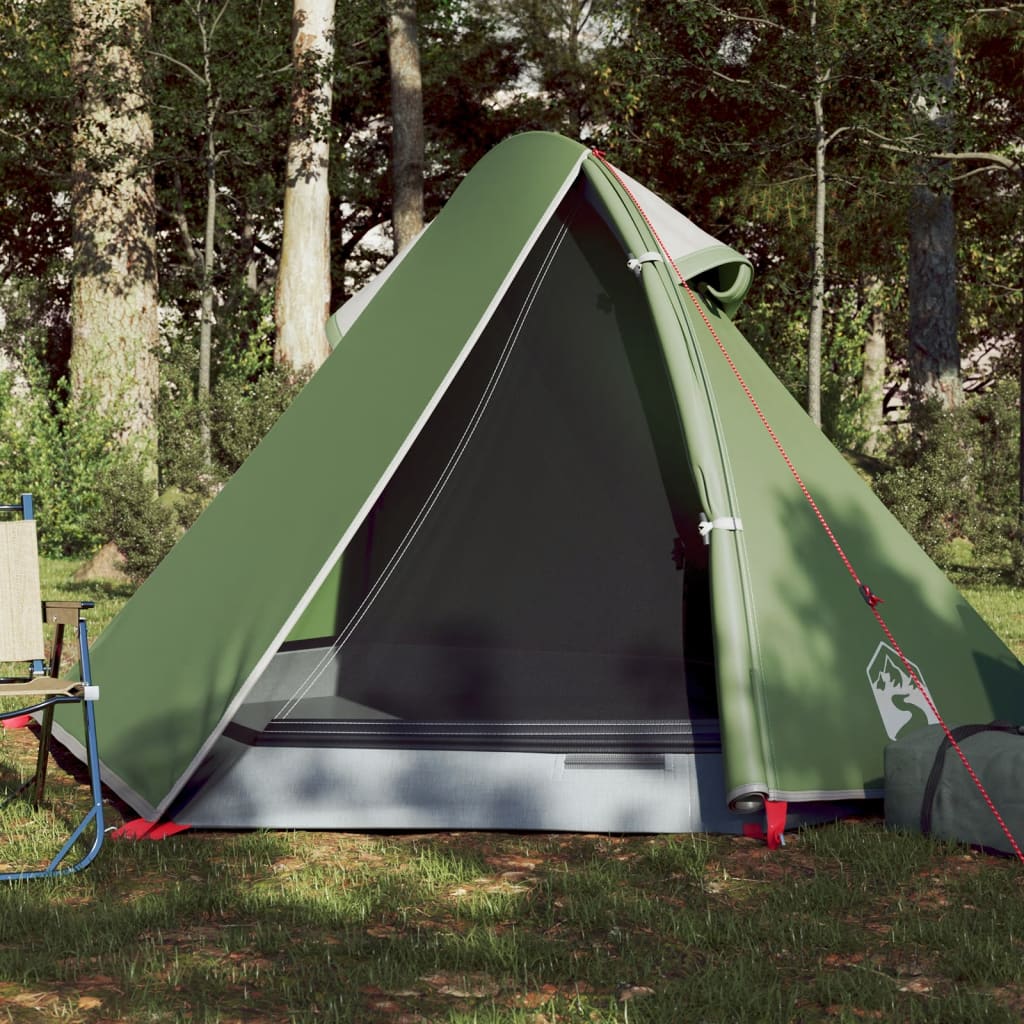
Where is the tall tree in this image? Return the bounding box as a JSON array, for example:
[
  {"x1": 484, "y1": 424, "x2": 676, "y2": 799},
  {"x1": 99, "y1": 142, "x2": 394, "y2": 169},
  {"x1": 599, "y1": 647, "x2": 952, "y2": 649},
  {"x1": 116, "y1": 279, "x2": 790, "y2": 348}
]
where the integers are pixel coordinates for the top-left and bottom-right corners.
[
  {"x1": 599, "y1": 0, "x2": 910, "y2": 434},
  {"x1": 387, "y1": 0, "x2": 425, "y2": 253},
  {"x1": 907, "y1": 22, "x2": 963, "y2": 411},
  {"x1": 806, "y1": 0, "x2": 830, "y2": 427},
  {"x1": 275, "y1": 0, "x2": 337, "y2": 369},
  {"x1": 70, "y1": 0, "x2": 160, "y2": 478},
  {"x1": 151, "y1": 0, "x2": 293, "y2": 476},
  {"x1": 153, "y1": 0, "x2": 234, "y2": 463},
  {"x1": 0, "y1": 0, "x2": 75, "y2": 385}
]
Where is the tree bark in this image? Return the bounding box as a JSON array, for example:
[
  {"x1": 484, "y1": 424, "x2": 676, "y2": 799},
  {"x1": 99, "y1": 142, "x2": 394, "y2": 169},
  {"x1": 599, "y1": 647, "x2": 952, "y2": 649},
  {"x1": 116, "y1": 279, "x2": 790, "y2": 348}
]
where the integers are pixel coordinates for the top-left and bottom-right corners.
[
  {"x1": 387, "y1": 0, "x2": 425, "y2": 254},
  {"x1": 808, "y1": 66, "x2": 826, "y2": 429},
  {"x1": 908, "y1": 182, "x2": 962, "y2": 411},
  {"x1": 860, "y1": 278, "x2": 887, "y2": 455},
  {"x1": 907, "y1": 30, "x2": 962, "y2": 411},
  {"x1": 70, "y1": 0, "x2": 159, "y2": 481},
  {"x1": 199, "y1": 113, "x2": 217, "y2": 463},
  {"x1": 275, "y1": 0, "x2": 336, "y2": 371}
]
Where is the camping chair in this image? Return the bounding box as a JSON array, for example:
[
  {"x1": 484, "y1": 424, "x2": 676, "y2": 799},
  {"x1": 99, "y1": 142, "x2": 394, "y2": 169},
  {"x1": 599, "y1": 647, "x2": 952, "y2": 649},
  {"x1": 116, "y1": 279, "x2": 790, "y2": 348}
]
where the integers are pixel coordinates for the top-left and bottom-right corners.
[{"x1": 0, "y1": 494, "x2": 104, "y2": 880}]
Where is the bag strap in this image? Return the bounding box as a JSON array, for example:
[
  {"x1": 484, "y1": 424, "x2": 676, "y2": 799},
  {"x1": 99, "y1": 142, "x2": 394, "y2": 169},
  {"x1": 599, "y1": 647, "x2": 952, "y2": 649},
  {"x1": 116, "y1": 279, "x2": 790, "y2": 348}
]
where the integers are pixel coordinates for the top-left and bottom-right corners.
[{"x1": 920, "y1": 721, "x2": 1021, "y2": 834}]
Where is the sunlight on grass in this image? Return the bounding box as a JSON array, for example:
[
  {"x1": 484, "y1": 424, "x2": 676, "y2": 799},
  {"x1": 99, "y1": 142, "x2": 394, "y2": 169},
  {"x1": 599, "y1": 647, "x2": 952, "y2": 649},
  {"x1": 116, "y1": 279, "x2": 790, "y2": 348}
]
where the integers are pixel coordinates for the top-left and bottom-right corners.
[
  {"x1": 960, "y1": 583, "x2": 1024, "y2": 661},
  {"x1": 2, "y1": 558, "x2": 1024, "y2": 1022}
]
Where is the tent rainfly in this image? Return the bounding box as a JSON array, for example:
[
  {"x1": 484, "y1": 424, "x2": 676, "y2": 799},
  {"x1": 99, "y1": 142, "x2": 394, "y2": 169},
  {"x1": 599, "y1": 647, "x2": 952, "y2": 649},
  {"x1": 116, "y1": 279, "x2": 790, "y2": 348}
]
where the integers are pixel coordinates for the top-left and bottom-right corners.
[{"x1": 55, "y1": 132, "x2": 1024, "y2": 836}]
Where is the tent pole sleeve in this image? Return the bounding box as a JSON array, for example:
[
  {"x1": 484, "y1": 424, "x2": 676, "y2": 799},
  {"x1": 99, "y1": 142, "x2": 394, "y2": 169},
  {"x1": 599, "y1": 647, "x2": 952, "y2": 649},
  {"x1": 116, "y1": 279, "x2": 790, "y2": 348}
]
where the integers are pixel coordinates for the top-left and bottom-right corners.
[{"x1": 580, "y1": 155, "x2": 775, "y2": 805}]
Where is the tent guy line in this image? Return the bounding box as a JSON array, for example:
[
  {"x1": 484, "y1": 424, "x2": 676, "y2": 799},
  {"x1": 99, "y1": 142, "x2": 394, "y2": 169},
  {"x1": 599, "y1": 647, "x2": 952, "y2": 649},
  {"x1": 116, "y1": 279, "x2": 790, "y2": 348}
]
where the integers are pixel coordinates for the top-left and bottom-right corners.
[{"x1": 590, "y1": 146, "x2": 1024, "y2": 864}]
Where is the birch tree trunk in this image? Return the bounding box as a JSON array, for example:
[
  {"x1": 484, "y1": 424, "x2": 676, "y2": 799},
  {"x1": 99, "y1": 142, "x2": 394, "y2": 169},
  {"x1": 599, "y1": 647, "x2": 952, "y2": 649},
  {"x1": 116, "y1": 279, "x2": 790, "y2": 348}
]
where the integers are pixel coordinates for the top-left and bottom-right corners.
[
  {"x1": 70, "y1": 0, "x2": 159, "y2": 481},
  {"x1": 274, "y1": 0, "x2": 336, "y2": 370},
  {"x1": 808, "y1": 75, "x2": 827, "y2": 429},
  {"x1": 199, "y1": 112, "x2": 217, "y2": 463},
  {"x1": 387, "y1": 0, "x2": 425, "y2": 254},
  {"x1": 860, "y1": 278, "x2": 887, "y2": 455},
  {"x1": 804, "y1": 0, "x2": 832, "y2": 429}
]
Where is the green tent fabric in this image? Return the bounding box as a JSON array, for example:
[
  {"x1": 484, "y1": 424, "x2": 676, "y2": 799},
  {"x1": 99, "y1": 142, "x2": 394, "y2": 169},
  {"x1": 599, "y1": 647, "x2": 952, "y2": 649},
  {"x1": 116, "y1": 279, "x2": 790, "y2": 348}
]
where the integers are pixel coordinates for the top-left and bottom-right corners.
[{"x1": 53, "y1": 132, "x2": 1024, "y2": 833}]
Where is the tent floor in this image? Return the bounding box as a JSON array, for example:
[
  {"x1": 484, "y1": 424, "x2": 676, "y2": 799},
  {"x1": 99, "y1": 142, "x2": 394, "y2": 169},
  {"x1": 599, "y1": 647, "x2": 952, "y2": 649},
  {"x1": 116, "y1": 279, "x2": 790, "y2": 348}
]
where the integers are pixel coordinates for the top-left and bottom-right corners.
[{"x1": 168, "y1": 740, "x2": 865, "y2": 834}]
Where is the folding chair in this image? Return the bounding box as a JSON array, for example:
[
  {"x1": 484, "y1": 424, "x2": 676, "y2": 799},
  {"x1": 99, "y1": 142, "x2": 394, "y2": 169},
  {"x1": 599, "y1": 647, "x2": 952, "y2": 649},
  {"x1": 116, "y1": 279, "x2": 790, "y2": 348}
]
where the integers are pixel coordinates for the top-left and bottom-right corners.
[{"x1": 0, "y1": 494, "x2": 104, "y2": 880}]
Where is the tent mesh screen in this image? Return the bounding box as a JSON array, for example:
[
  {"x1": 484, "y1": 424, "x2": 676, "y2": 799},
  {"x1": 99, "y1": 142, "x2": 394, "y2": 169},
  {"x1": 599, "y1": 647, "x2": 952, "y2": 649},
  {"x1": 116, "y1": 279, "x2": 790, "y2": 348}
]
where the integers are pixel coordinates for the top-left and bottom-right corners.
[{"x1": 234, "y1": 187, "x2": 717, "y2": 751}]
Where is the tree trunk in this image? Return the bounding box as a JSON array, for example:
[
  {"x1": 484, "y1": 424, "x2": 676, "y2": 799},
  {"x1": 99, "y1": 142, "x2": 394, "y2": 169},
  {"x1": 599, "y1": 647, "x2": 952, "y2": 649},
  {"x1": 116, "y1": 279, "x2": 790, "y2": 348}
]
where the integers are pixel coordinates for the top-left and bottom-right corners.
[
  {"x1": 387, "y1": 0, "x2": 425, "y2": 254},
  {"x1": 199, "y1": 125, "x2": 216, "y2": 464},
  {"x1": 70, "y1": 0, "x2": 159, "y2": 481},
  {"x1": 808, "y1": 74, "x2": 827, "y2": 429},
  {"x1": 860, "y1": 278, "x2": 887, "y2": 455},
  {"x1": 908, "y1": 29, "x2": 962, "y2": 412},
  {"x1": 274, "y1": 0, "x2": 336, "y2": 371},
  {"x1": 908, "y1": 183, "x2": 962, "y2": 410}
]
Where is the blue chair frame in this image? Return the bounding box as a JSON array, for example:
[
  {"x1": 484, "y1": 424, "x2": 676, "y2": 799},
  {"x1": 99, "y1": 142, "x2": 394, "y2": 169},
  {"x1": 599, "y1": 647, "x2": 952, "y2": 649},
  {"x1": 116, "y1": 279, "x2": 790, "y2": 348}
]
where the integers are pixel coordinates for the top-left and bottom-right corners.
[{"x1": 0, "y1": 494, "x2": 105, "y2": 881}]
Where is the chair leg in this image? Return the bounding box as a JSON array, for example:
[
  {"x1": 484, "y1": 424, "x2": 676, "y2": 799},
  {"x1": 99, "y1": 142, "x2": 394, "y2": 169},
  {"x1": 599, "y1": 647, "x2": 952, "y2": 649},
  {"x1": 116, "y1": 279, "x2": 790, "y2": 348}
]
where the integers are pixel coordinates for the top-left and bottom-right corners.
[
  {"x1": 0, "y1": 698, "x2": 105, "y2": 883},
  {"x1": 32, "y1": 704, "x2": 55, "y2": 807},
  {"x1": 32, "y1": 620, "x2": 66, "y2": 807}
]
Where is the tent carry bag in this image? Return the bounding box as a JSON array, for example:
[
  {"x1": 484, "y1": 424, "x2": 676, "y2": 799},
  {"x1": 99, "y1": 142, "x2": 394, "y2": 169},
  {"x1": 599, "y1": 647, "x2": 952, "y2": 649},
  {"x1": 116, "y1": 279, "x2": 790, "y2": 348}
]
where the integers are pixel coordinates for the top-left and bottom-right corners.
[{"x1": 884, "y1": 722, "x2": 1024, "y2": 856}]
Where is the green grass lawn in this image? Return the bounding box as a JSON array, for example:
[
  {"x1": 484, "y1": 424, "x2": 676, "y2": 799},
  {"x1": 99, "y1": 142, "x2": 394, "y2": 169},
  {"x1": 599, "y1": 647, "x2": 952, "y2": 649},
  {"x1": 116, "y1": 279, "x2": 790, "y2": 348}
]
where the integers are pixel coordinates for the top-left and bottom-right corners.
[{"x1": 0, "y1": 557, "x2": 1023, "y2": 1023}]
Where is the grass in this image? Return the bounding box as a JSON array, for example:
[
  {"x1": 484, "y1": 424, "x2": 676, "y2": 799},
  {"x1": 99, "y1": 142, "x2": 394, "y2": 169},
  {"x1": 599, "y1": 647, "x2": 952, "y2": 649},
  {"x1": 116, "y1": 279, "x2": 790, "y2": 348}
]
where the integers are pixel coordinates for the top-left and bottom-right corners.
[
  {"x1": 0, "y1": 558, "x2": 1022, "y2": 1022},
  {"x1": 0, "y1": 824, "x2": 1022, "y2": 1022}
]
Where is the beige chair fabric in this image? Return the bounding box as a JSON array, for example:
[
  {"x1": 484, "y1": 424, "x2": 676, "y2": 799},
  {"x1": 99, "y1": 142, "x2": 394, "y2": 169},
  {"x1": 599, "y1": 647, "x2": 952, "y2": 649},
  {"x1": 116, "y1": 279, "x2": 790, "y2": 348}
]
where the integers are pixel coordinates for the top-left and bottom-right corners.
[
  {"x1": 0, "y1": 520, "x2": 45, "y2": 663},
  {"x1": 0, "y1": 678, "x2": 83, "y2": 698}
]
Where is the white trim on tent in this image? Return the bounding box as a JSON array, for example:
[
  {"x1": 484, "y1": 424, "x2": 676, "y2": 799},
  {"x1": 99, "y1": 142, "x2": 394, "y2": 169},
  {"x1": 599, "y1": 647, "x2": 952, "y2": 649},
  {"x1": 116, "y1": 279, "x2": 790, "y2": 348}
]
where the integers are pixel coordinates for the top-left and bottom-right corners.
[{"x1": 152, "y1": 151, "x2": 592, "y2": 820}]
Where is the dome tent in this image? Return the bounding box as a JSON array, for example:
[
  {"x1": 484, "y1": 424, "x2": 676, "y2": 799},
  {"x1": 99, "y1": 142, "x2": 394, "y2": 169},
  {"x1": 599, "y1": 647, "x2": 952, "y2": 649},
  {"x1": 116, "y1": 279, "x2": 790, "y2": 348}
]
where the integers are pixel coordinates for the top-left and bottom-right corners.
[{"x1": 55, "y1": 133, "x2": 1024, "y2": 837}]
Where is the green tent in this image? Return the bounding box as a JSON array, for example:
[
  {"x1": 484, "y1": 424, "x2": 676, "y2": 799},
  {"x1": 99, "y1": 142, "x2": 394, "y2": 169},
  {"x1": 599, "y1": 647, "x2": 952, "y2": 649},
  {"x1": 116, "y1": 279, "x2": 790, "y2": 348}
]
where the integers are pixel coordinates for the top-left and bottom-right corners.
[{"x1": 56, "y1": 132, "x2": 1024, "y2": 833}]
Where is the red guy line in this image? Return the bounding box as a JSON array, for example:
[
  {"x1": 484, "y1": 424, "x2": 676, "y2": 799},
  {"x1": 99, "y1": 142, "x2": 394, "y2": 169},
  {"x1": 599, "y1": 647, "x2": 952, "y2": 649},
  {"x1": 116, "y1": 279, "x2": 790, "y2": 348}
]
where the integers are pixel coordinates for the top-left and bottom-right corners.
[{"x1": 589, "y1": 148, "x2": 1024, "y2": 864}]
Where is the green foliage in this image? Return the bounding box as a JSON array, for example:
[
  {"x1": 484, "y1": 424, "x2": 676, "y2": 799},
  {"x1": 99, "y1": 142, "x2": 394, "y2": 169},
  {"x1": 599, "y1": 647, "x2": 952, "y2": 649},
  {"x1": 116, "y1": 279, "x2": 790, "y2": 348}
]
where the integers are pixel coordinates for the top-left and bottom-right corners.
[
  {"x1": 156, "y1": 324, "x2": 213, "y2": 494},
  {"x1": 819, "y1": 290, "x2": 874, "y2": 454},
  {"x1": 0, "y1": 0, "x2": 74, "y2": 285},
  {"x1": 211, "y1": 364, "x2": 309, "y2": 476},
  {"x1": 150, "y1": 0, "x2": 292, "y2": 324},
  {"x1": 157, "y1": 312, "x2": 307, "y2": 493},
  {"x1": 88, "y1": 461, "x2": 180, "y2": 586},
  {"x1": 0, "y1": 361, "x2": 121, "y2": 556},
  {"x1": 740, "y1": 284, "x2": 874, "y2": 453},
  {"x1": 873, "y1": 382, "x2": 1021, "y2": 575}
]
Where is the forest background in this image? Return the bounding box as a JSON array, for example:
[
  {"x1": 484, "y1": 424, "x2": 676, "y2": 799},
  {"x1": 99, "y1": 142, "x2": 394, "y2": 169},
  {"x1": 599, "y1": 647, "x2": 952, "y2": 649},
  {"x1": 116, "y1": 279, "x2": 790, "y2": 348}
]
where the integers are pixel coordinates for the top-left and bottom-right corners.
[{"x1": 0, "y1": 0, "x2": 1021, "y2": 585}]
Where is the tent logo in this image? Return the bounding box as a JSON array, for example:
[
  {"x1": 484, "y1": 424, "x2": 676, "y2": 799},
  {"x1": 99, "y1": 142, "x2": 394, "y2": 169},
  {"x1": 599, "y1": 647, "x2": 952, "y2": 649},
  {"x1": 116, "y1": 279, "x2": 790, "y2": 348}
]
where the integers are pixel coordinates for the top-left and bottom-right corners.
[{"x1": 866, "y1": 642, "x2": 939, "y2": 740}]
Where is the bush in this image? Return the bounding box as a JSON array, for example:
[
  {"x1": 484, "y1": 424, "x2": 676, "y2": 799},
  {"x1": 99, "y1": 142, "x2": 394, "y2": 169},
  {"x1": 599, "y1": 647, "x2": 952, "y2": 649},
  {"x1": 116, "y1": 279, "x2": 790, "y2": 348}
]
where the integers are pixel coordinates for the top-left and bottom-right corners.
[
  {"x1": 873, "y1": 382, "x2": 1021, "y2": 575},
  {"x1": 211, "y1": 364, "x2": 309, "y2": 475},
  {"x1": 157, "y1": 315, "x2": 308, "y2": 491},
  {"x1": 88, "y1": 461, "x2": 180, "y2": 585},
  {"x1": 739, "y1": 286, "x2": 873, "y2": 454},
  {"x1": 157, "y1": 340, "x2": 214, "y2": 494},
  {"x1": 0, "y1": 361, "x2": 122, "y2": 556},
  {"x1": 1, "y1": 315, "x2": 309, "y2": 580}
]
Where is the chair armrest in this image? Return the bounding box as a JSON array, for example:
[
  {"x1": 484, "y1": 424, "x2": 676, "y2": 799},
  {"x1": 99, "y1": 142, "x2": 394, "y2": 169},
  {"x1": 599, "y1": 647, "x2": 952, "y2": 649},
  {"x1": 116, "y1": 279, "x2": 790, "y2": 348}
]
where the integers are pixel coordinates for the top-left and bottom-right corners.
[{"x1": 42, "y1": 601, "x2": 95, "y2": 627}]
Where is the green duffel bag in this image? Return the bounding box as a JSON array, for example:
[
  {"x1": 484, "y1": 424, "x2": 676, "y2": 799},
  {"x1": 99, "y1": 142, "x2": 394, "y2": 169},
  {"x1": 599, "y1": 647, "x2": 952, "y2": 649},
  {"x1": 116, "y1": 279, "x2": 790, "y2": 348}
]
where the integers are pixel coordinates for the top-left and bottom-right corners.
[{"x1": 885, "y1": 722, "x2": 1024, "y2": 856}]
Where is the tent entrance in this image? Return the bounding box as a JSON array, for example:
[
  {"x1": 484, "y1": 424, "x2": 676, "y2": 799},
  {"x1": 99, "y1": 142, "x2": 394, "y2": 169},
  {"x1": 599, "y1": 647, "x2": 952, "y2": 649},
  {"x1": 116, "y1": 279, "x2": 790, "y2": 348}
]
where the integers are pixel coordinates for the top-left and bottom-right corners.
[{"x1": 228, "y1": 187, "x2": 718, "y2": 757}]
